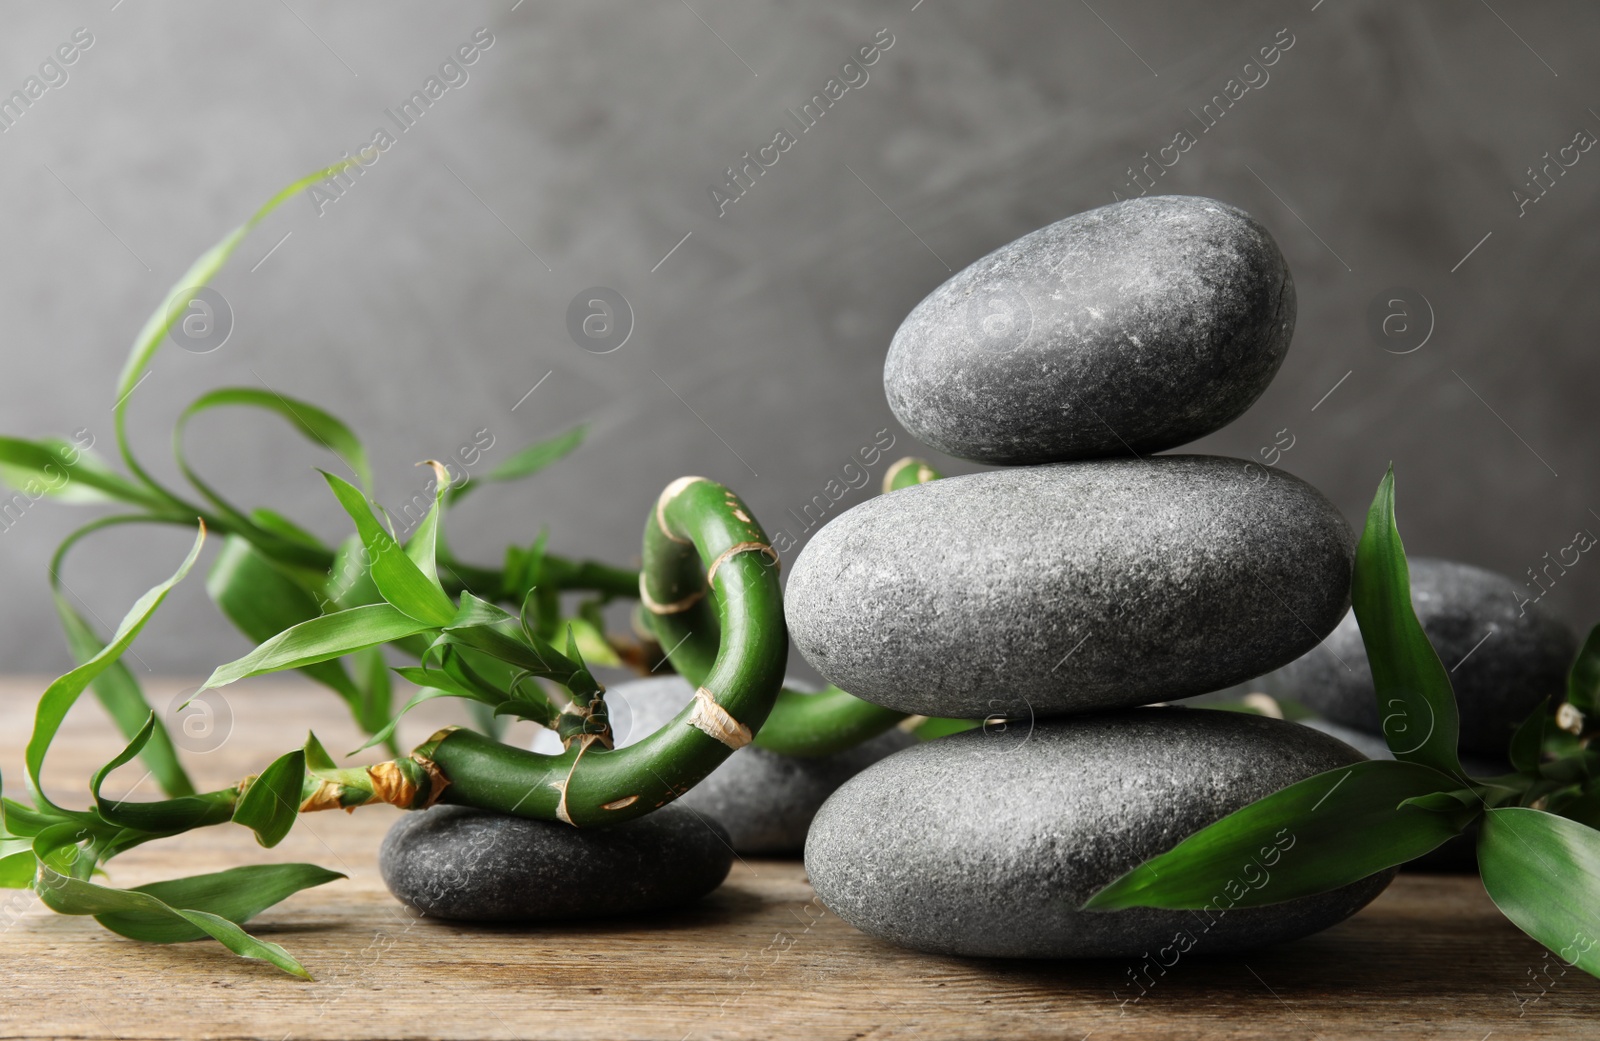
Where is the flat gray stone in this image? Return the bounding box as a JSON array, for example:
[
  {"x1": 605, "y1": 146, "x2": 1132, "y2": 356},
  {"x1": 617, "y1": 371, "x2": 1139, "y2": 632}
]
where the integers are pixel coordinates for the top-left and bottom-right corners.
[
  {"x1": 805, "y1": 708, "x2": 1394, "y2": 958},
  {"x1": 785, "y1": 457, "x2": 1353, "y2": 718},
  {"x1": 1263, "y1": 558, "x2": 1578, "y2": 755},
  {"x1": 379, "y1": 803, "x2": 732, "y2": 922},
  {"x1": 535, "y1": 676, "x2": 915, "y2": 854},
  {"x1": 884, "y1": 195, "x2": 1294, "y2": 464}
]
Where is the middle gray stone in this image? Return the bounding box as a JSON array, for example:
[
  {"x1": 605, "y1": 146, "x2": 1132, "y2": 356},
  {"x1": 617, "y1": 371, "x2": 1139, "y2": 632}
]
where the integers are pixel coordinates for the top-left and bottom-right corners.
[{"x1": 785, "y1": 456, "x2": 1354, "y2": 718}]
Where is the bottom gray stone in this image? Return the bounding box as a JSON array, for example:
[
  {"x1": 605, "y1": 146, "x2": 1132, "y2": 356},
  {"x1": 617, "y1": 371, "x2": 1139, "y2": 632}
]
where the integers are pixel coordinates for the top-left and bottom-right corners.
[
  {"x1": 805, "y1": 708, "x2": 1395, "y2": 958},
  {"x1": 380, "y1": 803, "x2": 733, "y2": 921}
]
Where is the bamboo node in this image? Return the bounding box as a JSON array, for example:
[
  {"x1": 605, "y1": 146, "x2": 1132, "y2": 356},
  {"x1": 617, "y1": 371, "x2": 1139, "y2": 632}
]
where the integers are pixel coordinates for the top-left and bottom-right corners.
[
  {"x1": 705, "y1": 541, "x2": 778, "y2": 588},
  {"x1": 687, "y1": 686, "x2": 752, "y2": 749},
  {"x1": 638, "y1": 572, "x2": 707, "y2": 615}
]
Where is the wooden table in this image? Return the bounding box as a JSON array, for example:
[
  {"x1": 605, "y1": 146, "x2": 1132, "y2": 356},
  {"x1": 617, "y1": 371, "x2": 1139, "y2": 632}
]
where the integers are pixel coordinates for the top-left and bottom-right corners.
[{"x1": 1, "y1": 676, "x2": 1594, "y2": 1040}]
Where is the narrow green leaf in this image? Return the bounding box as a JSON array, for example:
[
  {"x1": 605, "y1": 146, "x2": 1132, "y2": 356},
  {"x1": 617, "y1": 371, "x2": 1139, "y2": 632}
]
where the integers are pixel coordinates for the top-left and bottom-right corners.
[
  {"x1": 232, "y1": 749, "x2": 305, "y2": 848},
  {"x1": 206, "y1": 534, "x2": 366, "y2": 711},
  {"x1": 89, "y1": 716, "x2": 235, "y2": 833},
  {"x1": 115, "y1": 161, "x2": 359, "y2": 413},
  {"x1": 1510, "y1": 700, "x2": 1551, "y2": 776},
  {"x1": 26, "y1": 526, "x2": 205, "y2": 812},
  {"x1": 198, "y1": 604, "x2": 433, "y2": 691},
  {"x1": 1569, "y1": 624, "x2": 1600, "y2": 715},
  {"x1": 303, "y1": 732, "x2": 337, "y2": 773},
  {"x1": 322, "y1": 471, "x2": 455, "y2": 626},
  {"x1": 568, "y1": 616, "x2": 622, "y2": 668},
  {"x1": 0, "y1": 436, "x2": 162, "y2": 507},
  {"x1": 95, "y1": 863, "x2": 344, "y2": 944},
  {"x1": 52, "y1": 590, "x2": 195, "y2": 798},
  {"x1": 1480, "y1": 807, "x2": 1600, "y2": 979},
  {"x1": 36, "y1": 866, "x2": 318, "y2": 978},
  {"x1": 402, "y1": 461, "x2": 451, "y2": 590},
  {"x1": 448, "y1": 425, "x2": 585, "y2": 505},
  {"x1": 1350, "y1": 468, "x2": 1464, "y2": 777},
  {"x1": 351, "y1": 646, "x2": 394, "y2": 740},
  {"x1": 177, "y1": 387, "x2": 374, "y2": 501},
  {"x1": 351, "y1": 685, "x2": 469, "y2": 754},
  {"x1": 1082, "y1": 759, "x2": 1469, "y2": 911}
]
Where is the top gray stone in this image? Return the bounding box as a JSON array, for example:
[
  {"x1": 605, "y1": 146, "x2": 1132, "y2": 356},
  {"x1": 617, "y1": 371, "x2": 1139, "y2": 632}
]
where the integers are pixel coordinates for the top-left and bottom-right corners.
[
  {"x1": 1261, "y1": 557, "x2": 1578, "y2": 755},
  {"x1": 884, "y1": 195, "x2": 1295, "y2": 464}
]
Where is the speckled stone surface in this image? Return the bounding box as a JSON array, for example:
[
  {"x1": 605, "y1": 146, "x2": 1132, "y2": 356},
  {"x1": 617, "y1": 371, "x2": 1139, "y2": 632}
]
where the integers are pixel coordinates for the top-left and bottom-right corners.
[
  {"x1": 1264, "y1": 558, "x2": 1578, "y2": 755},
  {"x1": 534, "y1": 676, "x2": 915, "y2": 855},
  {"x1": 805, "y1": 708, "x2": 1394, "y2": 958},
  {"x1": 884, "y1": 195, "x2": 1294, "y2": 464},
  {"x1": 785, "y1": 456, "x2": 1354, "y2": 718},
  {"x1": 379, "y1": 803, "x2": 732, "y2": 922}
]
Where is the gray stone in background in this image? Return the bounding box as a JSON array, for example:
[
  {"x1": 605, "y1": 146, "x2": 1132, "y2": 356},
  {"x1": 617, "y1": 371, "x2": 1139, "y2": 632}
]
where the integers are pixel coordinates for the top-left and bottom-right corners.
[
  {"x1": 1263, "y1": 558, "x2": 1578, "y2": 756},
  {"x1": 380, "y1": 803, "x2": 732, "y2": 922},
  {"x1": 805, "y1": 707, "x2": 1394, "y2": 958},
  {"x1": 884, "y1": 195, "x2": 1293, "y2": 464},
  {"x1": 785, "y1": 456, "x2": 1354, "y2": 718},
  {"x1": 534, "y1": 675, "x2": 915, "y2": 854}
]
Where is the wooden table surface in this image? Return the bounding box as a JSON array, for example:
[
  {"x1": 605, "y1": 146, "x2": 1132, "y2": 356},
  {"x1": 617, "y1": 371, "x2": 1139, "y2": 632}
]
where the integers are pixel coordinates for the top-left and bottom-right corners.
[{"x1": 0, "y1": 676, "x2": 1595, "y2": 1040}]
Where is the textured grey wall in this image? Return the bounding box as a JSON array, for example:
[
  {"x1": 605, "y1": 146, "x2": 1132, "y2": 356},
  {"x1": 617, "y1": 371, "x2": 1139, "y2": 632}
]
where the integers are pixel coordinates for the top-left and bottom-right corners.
[{"x1": 0, "y1": 0, "x2": 1597, "y2": 675}]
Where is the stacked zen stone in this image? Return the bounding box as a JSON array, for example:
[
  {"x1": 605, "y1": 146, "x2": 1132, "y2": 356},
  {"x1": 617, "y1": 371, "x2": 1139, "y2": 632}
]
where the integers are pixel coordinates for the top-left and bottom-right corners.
[{"x1": 789, "y1": 195, "x2": 1396, "y2": 958}]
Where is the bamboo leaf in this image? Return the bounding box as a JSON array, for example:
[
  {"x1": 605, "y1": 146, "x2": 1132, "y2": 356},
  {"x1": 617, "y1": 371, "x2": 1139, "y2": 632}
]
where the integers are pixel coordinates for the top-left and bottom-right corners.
[
  {"x1": 1510, "y1": 700, "x2": 1551, "y2": 776},
  {"x1": 351, "y1": 684, "x2": 472, "y2": 754},
  {"x1": 321, "y1": 472, "x2": 455, "y2": 626},
  {"x1": 1569, "y1": 624, "x2": 1600, "y2": 715},
  {"x1": 1350, "y1": 468, "x2": 1463, "y2": 777},
  {"x1": 198, "y1": 604, "x2": 434, "y2": 691},
  {"x1": 448, "y1": 425, "x2": 585, "y2": 505},
  {"x1": 88, "y1": 716, "x2": 236, "y2": 833},
  {"x1": 177, "y1": 387, "x2": 374, "y2": 499},
  {"x1": 1479, "y1": 807, "x2": 1600, "y2": 979},
  {"x1": 403, "y1": 461, "x2": 451, "y2": 589},
  {"x1": 206, "y1": 534, "x2": 366, "y2": 713},
  {"x1": 26, "y1": 526, "x2": 205, "y2": 812},
  {"x1": 232, "y1": 749, "x2": 305, "y2": 848},
  {"x1": 1082, "y1": 759, "x2": 1469, "y2": 911},
  {"x1": 36, "y1": 865, "x2": 320, "y2": 978},
  {"x1": 52, "y1": 589, "x2": 195, "y2": 798},
  {"x1": 114, "y1": 162, "x2": 358, "y2": 415},
  {"x1": 96, "y1": 863, "x2": 344, "y2": 945},
  {"x1": 0, "y1": 436, "x2": 162, "y2": 507}
]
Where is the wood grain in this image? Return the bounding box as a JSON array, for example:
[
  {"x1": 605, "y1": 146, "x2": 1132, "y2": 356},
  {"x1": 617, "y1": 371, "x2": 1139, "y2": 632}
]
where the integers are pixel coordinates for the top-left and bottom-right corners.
[{"x1": 0, "y1": 676, "x2": 1594, "y2": 1040}]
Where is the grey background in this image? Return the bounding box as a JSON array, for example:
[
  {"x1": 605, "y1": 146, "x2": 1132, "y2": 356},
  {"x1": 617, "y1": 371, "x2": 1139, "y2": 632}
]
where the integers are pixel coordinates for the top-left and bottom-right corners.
[{"x1": 0, "y1": 0, "x2": 1597, "y2": 675}]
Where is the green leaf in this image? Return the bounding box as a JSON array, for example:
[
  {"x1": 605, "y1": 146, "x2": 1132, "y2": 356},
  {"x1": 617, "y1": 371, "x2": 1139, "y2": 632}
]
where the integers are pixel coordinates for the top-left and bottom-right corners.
[
  {"x1": 36, "y1": 865, "x2": 319, "y2": 978},
  {"x1": 1510, "y1": 700, "x2": 1551, "y2": 776},
  {"x1": 0, "y1": 436, "x2": 162, "y2": 507},
  {"x1": 352, "y1": 684, "x2": 471, "y2": 754},
  {"x1": 52, "y1": 589, "x2": 196, "y2": 798},
  {"x1": 322, "y1": 472, "x2": 455, "y2": 626},
  {"x1": 1569, "y1": 624, "x2": 1600, "y2": 716},
  {"x1": 1479, "y1": 807, "x2": 1600, "y2": 979},
  {"x1": 231, "y1": 749, "x2": 305, "y2": 848},
  {"x1": 1350, "y1": 468, "x2": 1463, "y2": 777},
  {"x1": 350, "y1": 646, "x2": 394, "y2": 741},
  {"x1": 0, "y1": 848, "x2": 34, "y2": 888},
  {"x1": 568, "y1": 616, "x2": 621, "y2": 668},
  {"x1": 26, "y1": 526, "x2": 206, "y2": 812},
  {"x1": 177, "y1": 387, "x2": 374, "y2": 500},
  {"x1": 206, "y1": 534, "x2": 365, "y2": 708},
  {"x1": 403, "y1": 461, "x2": 451, "y2": 589},
  {"x1": 199, "y1": 604, "x2": 434, "y2": 691},
  {"x1": 1082, "y1": 759, "x2": 1470, "y2": 911},
  {"x1": 114, "y1": 162, "x2": 359, "y2": 416},
  {"x1": 96, "y1": 863, "x2": 344, "y2": 944},
  {"x1": 449, "y1": 425, "x2": 585, "y2": 505},
  {"x1": 89, "y1": 716, "x2": 235, "y2": 833}
]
